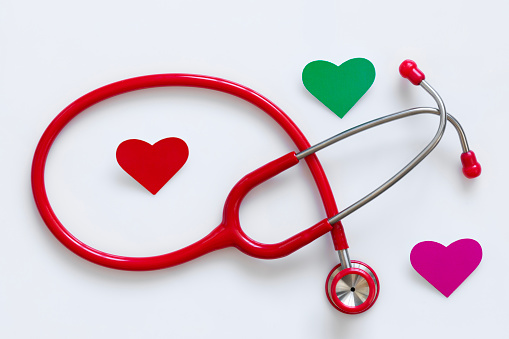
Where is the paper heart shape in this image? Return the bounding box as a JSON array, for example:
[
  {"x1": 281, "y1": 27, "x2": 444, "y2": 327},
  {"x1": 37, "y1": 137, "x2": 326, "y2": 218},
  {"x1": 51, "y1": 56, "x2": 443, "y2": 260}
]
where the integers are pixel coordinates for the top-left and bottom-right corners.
[
  {"x1": 410, "y1": 239, "x2": 482, "y2": 297},
  {"x1": 302, "y1": 58, "x2": 375, "y2": 118},
  {"x1": 116, "y1": 137, "x2": 189, "y2": 195}
]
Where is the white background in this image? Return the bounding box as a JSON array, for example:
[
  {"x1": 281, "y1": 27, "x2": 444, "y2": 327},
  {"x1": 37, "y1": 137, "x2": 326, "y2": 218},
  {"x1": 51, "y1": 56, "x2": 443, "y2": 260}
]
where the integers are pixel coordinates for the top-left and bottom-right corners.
[{"x1": 1, "y1": 0, "x2": 507, "y2": 337}]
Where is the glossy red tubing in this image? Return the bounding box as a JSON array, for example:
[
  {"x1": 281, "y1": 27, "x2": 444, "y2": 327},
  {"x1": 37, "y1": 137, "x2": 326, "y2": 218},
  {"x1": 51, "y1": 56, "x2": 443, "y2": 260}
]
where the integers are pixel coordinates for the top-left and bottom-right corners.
[
  {"x1": 221, "y1": 152, "x2": 333, "y2": 259},
  {"x1": 32, "y1": 73, "x2": 346, "y2": 271}
]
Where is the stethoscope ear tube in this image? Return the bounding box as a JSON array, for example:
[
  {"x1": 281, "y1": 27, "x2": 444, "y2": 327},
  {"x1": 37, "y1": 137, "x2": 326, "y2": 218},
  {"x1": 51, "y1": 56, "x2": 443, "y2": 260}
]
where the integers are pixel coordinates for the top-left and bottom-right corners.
[
  {"x1": 297, "y1": 62, "x2": 480, "y2": 225},
  {"x1": 328, "y1": 79, "x2": 447, "y2": 224}
]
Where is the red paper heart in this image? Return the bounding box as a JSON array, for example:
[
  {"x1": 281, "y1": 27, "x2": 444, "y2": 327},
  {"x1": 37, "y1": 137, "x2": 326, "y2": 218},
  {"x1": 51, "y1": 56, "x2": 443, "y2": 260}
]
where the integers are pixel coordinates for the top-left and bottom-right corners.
[{"x1": 116, "y1": 138, "x2": 189, "y2": 194}]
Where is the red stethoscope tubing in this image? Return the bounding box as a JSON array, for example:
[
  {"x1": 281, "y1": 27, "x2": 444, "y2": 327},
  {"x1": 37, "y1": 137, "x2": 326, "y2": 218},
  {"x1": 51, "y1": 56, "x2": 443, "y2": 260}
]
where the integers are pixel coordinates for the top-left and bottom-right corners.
[{"x1": 32, "y1": 74, "x2": 347, "y2": 270}]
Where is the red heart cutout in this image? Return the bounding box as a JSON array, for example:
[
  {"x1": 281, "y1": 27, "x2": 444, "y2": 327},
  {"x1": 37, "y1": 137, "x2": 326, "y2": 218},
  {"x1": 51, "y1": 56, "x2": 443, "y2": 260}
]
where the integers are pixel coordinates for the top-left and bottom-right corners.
[{"x1": 116, "y1": 138, "x2": 189, "y2": 194}]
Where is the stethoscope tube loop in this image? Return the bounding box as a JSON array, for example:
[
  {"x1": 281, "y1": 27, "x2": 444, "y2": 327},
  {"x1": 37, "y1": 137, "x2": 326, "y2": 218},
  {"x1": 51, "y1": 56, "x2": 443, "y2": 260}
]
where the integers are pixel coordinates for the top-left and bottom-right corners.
[{"x1": 31, "y1": 73, "x2": 344, "y2": 271}]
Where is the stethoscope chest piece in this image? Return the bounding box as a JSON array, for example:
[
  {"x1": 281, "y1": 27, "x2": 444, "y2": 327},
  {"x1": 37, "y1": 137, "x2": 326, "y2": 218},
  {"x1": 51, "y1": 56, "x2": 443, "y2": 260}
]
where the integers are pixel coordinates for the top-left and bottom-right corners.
[{"x1": 326, "y1": 261, "x2": 380, "y2": 314}]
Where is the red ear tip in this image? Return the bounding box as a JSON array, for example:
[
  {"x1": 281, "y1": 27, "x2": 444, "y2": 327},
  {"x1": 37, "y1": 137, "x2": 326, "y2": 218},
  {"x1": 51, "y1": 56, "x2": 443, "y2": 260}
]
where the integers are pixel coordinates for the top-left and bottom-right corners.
[
  {"x1": 399, "y1": 60, "x2": 417, "y2": 77},
  {"x1": 463, "y1": 165, "x2": 481, "y2": 179},
  {"x1": 399, "y1": 59, "x2": 425, "y2": 86},
  {"x1": 461, "y1": 151, "x2": 481, "y2": 179}
]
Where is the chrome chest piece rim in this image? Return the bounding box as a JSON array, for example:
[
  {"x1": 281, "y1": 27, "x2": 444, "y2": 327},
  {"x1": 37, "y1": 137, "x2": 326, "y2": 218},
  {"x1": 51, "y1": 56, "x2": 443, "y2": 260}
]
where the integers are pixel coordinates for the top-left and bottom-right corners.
[{"x1": 325, "y1": 261, "x2": 380, "y2": 314}]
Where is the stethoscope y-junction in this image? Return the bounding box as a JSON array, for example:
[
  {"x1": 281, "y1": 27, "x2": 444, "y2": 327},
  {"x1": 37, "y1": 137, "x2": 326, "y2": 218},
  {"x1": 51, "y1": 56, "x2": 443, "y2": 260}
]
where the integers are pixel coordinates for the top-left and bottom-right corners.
[{"x1": 32, "y1": 60, "x2": 481, "y2": 314}]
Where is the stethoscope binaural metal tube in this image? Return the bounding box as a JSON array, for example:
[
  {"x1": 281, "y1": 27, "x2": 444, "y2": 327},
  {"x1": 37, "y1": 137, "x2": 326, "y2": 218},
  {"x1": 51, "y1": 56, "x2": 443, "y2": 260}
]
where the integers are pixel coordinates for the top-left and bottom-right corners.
[
  {"x1": 296, "y1": 107, "x2": 469, "y2": 159},
  {"x1": 296, "y1": 79, "x2": 450, "y2": 225}
]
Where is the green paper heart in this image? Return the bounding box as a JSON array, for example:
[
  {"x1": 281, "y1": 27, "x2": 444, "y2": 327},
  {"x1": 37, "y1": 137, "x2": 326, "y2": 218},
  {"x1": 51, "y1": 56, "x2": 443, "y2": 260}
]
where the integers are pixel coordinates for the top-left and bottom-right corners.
[{"x1": 302, "y1": 58, "x2": 375, "y2": 118}]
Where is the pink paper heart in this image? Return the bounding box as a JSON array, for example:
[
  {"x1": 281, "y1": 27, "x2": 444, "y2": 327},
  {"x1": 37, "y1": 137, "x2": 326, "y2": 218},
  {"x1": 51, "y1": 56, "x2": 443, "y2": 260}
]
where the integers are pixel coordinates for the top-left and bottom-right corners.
[
  {"x1": 410, "y1": 239, "x2": 482, "y2": 297},
  {"x1": 116, "y1": 137, "x2": 189, "y2": 195}
]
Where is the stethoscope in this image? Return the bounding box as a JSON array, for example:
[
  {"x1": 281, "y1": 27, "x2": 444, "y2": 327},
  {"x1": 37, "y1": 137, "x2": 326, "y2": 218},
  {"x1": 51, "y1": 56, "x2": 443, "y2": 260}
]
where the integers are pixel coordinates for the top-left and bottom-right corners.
[{"x1": 32, "y1": 60, "x2": 481, "y2": 314}]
